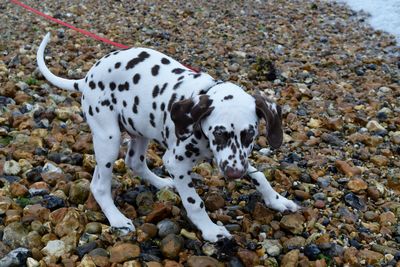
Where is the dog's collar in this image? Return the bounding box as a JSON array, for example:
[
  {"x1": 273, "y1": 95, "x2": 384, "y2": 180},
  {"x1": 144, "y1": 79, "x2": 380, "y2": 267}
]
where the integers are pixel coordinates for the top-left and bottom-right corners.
[{"x1": 199, "y1": 80, "x2": 224, "y2": 95}]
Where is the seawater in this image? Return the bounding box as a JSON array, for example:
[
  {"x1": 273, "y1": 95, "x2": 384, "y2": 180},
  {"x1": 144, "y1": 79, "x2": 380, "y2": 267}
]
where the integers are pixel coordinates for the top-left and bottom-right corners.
[{"x1": 335, "y1": 0, "x2": 400, "y2": 44}]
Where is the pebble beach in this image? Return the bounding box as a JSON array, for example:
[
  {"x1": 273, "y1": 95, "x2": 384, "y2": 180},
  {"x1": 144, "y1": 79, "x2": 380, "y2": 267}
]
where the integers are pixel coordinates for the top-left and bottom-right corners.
[{"x1": 0, "y1": 0, "x2": 400, "y2": 266}]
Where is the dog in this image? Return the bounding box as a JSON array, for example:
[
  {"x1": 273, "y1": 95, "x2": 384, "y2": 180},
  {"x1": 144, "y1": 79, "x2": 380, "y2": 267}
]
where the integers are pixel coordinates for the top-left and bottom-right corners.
[{"x1": 37, "y1": 33, "x2": 299, "y2": 242}]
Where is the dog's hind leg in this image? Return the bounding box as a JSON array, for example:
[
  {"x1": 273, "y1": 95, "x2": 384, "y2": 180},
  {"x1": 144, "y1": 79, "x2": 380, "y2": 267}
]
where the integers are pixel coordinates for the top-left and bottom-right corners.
[
  {"x1": 89, "y1": 119, "x2": 135, "y2": 232},
  {"x1": 125, "y1": 137, "x2": 174, "y2": 189}
]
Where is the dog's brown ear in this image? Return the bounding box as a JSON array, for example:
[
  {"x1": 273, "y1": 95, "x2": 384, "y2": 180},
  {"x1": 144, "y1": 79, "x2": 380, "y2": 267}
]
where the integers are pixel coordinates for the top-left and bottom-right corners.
[
  {"x1": 171, "y1": 95, "x2": 214, "y2": 140},
  {"x1": 254, "y1": 94, "x2": 283, "y2": 149},
  {"x1": 191, "y1": 95, "x2": 214, "y2": 139}
]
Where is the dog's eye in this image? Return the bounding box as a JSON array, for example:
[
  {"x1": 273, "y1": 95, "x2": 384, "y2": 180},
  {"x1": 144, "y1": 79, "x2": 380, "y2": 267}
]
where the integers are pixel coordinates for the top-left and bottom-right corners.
[
  {"x1": 214, "y1": 130, "x2": 228, "y2": 145},
  {"x1": 241, "y1": 129, "x2": 255, "y2": 147}
]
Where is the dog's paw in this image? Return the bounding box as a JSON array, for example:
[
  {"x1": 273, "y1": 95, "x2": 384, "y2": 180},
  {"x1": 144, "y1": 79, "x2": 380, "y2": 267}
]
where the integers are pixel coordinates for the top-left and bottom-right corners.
[
  {"x1": 264, "y1": 194, "x2": 300, "y2": 213},
  {"x1": 109, "y1": 216, "x2": 135, "y2": 234},
  {"x1": 201, "y1": 225, "x2": 232, "y2": 243}
]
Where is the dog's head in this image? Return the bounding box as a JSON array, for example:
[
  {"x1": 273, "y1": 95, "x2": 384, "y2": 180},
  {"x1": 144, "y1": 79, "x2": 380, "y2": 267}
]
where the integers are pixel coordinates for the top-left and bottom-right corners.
[{"x1": 171, "y1": 83, "x2": 283, "y2": 179}]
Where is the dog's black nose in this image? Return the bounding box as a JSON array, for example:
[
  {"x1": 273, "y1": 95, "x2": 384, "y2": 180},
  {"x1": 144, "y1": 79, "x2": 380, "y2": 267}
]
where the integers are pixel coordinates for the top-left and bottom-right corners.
[{"x1": 225, "y1": 167, "x2": 245, "y2": 179}]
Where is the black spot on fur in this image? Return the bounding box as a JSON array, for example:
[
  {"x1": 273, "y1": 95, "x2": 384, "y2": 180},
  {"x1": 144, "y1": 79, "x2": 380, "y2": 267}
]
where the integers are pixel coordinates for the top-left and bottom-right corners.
[
  {"x1": 98, "y1": 81, "x2": 105, "y2": 90},
  {"x1": 187, "y1": 197, "x2": 196, "y2": 204},
  {"x1": 110, "y1": 82, "x2": 116, "y2": 91},
  {"x1": 126, "y1": 51, "x2": 150, "y2": 70},
  {"x1": 150, "y1": 113, "x2": 156, "y2": 128},
  {"x1": 140, "y1": 155, "x2": 145, "y2": 161},
  {"x1": 151, "y1": 65, "x2": 160, "y2": 76},
  {"x1": 193, "y1": 73, "x2": 201, "y2": 79},
  {"x1": 167, "y1": 93, "x2": 177, "y2": 111},
  {"x1": 115, "y1": 62, "x2": 121, "y2": 69},
  {"x1": 106, "y1": 162, "x2": 112, "y2": 168},
  {"x1": 88, "y1": 106, "x2": 93, "y2": 116},
  {"x1": 200, "y1": 202, "x2": 204, "y2": 208},
  {"x1": 95, "y1": 60, "x2": 101, "y2": 67},
  {"x1": 152, "y1": 85, "x2": 160, "y2": 98},
  {"x1": 129, "y1": 149, "x2": 134, "y2": 157},
  {"x1": 223, "y1": 95, "x2": 233, "y2": 100},
  {"x1": 118, "y1": 82, "x2": 129, "y2": 91},
  {"x1": 133, "y1": 73, "x2": 140, "y2": 84},
  {"x1": 123, "y1": 100, "x2": 127, "y2": 107},
  {"x1": 252, "y1": 178, "x2": 260, "y2": 186},
  {"x1": 161, "y1": 58, "x2": 170, "y2": 64},
  {"x1": 89, "y1": 81, "x2": 96, "y2": 89},
  {"x1": 152, "y1": 102, "x2": 157, "y2": 110},
  {"x1": 172, "y1": 68, "x2": 185, "y2": 74},
  {"x1": 95, "y1": 107, "x2": 99, "y2": 113},
  {"x1": 74, "y1": 82, "x2": 79, "y2": 90},
  {"x1": 128, "y1": 118, "x2": 136, "y2": 130},
  {"x1": 101, "y1": 100, "x2": 111, "y2": 106},
  {"x1": 160, "y1": 102, "x2": 166, "y2": 111},
  {"x1": 160, "y1": 83, "x2": 168, "y2": 95},
  {"x1": 173, "y1": 81, "x2": 183, "y2": 90}
]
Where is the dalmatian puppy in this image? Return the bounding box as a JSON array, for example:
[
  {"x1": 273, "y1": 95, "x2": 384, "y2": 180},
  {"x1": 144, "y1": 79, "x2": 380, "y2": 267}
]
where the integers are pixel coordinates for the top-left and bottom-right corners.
[{"x1": 37, "y1": 33, "x2": 299, "y2": 242}]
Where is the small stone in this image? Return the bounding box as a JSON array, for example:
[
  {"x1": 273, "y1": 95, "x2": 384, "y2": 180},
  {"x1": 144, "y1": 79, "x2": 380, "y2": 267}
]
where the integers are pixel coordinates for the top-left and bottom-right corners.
[
  {"x1": 205, "y1": 192, "x2": 225, "y2": 211},
  {"x1": 315, "y1": 234, "x2": 331, "y2": 250},
  {"x1": 0, "y1": 247, "x2": 31, "y2": 267},
  {"x1": 281, "y1": 249, "x2": 300, "y2": 267},
  {"x1": 54, "y1": 208, "x2": 86, "y2": 237},
  {"x1": 180, "y1": 229, "x2": 198, "y2": 240},
  {"x1": 27, "y1": 257, "x2": 40, "y2": 267},
  {"x1": 370, "y1": 155, "x2": 389, "y2": 166},
  {"x1": 160, "y1": 234, "x2": 183, "y2": 259},
  {"x1": 358, "y1": 249, "x2": 384, "y2": 265},
  {"x1": 157, "y1": 219, "x2": 180, "y2": 238},
  {"x1": 137, "y1": 224, "x2": 156, "y2": 240},
  {"x1": 22, "y1": 204, "x2": 50, "y2": 223},
  {"x1": 187, "y1": 256, "x2": 218, "y2": 267},
  {"x1": 69, "y1": 179, "x2": 90, "y2": 205},
  {"x1": 262, "y1": 239, "x2": 282, "y2": 256},
  {"x1": 156, "y1": 188, "x2": 180, "y2": 204},
  {"x1": 109, "y1": 243, "x2": 140, "y2": 263},
  {"x1": 237, "y1": 248, "x2": 259, "y2": 267},
  {"x1": 3, "y1": 160, "x2": 21, "y2": 175},
  {"x1": 201, "y1": 243, "x2": 217, "y2": 256},
  {"x1": 344, "y1": 247, "x2": 358, "y2": 265},
  {"x1": 280, "y1": 213, "x2": 305, "y2": 234},
  {"x1": 85, "y1": 222, "x2": 102, "y2": 234},
  {"x1": 379, "y1": 211, "x2": 396, "y2": 226},
  {"x1": 304, "y1": 244, "x2": 321, "y2": 261},
  {"x1": 364, "y1": 211, "x2": 378, "y2": 221},
  {"x1": 145, "y1": 202, "x2": 172, "y2": 223},
  {"x1": 136, "y1": 191, "x2": 154, "y2": 216},
  {"x1": 344, "y1": 192, "x2": 366, "y2": 211},
  {"x1": 3, "y1": 222, "x2": 29, "y2": 248},
  {"x1": 88, "y1": 248, "x2": 109, "y2": 267},
  {"x1": 366, "y1": 120, "x2": 386, "y2": 133},
  {"x1": 9, "y1": 183, "x2": 29, "y2": 197},
  {"x1": 79, "y1": 254, "x2": 97, "y2": 267},
  {"x1": 76, "y1": 241, "x2": 97, "y2": 259},
  {"x1": 335, "y1": 160, "x2": 361, "y2": 177},
  {"x1": 41, "y1": 240, "x2": 66, "y2": 258},
  {"x1": 347, "y1": 178, "x2": 368, "y2": 192},
  {"x1": 307, "y1": 118, "x2": 322, "y2": 128}
]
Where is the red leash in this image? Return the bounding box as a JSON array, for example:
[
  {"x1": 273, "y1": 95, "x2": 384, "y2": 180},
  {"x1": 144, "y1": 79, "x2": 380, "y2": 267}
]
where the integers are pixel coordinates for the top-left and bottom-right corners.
[
  {"x1": 10, "y1": 0, "x2": 130, "y2": 49},
  {"x1": 10, "y1": 0, "x2": 200, "y2": 72}
]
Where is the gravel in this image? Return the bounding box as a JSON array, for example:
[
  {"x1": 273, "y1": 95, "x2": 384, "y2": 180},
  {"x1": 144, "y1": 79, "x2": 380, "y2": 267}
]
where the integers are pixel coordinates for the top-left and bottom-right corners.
[{"x1": 1, "y1": 0, "x2": 399, "y2": 266}]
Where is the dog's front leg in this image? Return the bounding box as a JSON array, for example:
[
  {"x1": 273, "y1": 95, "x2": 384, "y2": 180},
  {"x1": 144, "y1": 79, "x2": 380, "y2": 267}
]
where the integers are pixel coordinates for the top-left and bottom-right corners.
[
  {"x1": 164, "y1": 152, "x2": 231, "y2": 242},
  {"x1": 248, "y1": 165, "x2": 299, "y2": 212}
]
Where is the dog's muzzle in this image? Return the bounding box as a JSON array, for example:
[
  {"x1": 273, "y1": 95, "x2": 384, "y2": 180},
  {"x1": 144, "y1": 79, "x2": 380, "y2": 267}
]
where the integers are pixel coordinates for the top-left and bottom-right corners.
[{"x1": 225, "y1": 166, "x2": 246, "y2": 179}]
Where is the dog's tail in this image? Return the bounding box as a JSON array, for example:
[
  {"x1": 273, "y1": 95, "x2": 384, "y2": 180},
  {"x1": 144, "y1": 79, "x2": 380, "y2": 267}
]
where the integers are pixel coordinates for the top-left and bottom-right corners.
[{"x1": 37, "y1": 32, "x2": 84, "y2": 92}]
